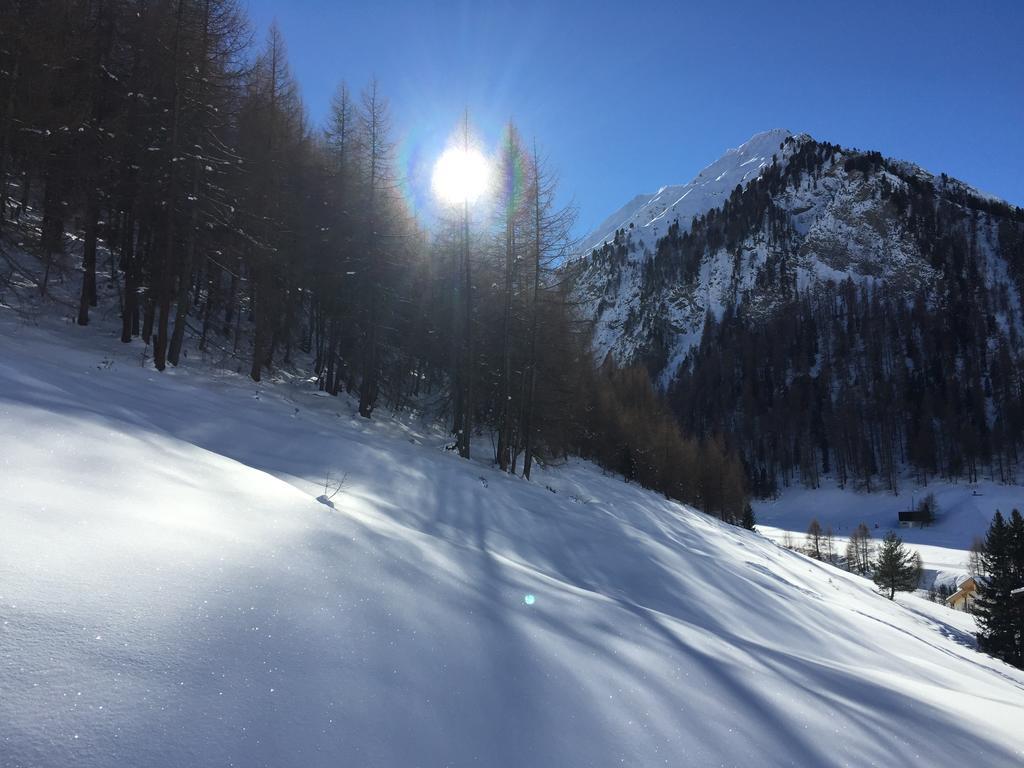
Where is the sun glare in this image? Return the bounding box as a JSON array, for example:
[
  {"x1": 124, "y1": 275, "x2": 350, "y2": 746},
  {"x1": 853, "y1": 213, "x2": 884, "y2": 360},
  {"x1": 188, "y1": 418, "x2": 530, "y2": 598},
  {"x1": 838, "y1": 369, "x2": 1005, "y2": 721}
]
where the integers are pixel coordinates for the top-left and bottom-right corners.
[{"x1": 432, "y1": 146, "x2": 490, "y2": 206}]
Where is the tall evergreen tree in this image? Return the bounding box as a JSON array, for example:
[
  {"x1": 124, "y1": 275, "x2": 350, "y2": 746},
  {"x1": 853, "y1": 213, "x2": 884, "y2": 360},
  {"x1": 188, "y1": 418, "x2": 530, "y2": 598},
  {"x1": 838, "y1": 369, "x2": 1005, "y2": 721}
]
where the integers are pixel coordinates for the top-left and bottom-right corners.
[
  {"x1": 873, "y1": 532, "x2": 922, "y2": 599},
  {"x1": 976, "y1": 510, "x2": 1024, "y2": 667}
]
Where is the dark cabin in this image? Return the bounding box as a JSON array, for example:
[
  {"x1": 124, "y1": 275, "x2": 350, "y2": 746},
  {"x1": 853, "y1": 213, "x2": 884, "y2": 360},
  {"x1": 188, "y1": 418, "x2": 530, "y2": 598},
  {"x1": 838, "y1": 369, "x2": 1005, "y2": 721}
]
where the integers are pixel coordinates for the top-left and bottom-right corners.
[{"x1": 898, "y1": 509, "x2": 931, "y2": 527}]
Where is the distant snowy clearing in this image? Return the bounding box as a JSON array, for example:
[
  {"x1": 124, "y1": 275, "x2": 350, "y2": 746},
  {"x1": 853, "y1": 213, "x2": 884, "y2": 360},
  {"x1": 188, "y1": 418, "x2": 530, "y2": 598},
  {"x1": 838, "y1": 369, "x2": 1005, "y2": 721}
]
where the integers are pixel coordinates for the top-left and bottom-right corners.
[
  {"x1": 2, "y1": 315, "x2": 1023, "y2": 767},
  {"x1": 753, "y1": 481, "x2": 1023, "y2": 587}
]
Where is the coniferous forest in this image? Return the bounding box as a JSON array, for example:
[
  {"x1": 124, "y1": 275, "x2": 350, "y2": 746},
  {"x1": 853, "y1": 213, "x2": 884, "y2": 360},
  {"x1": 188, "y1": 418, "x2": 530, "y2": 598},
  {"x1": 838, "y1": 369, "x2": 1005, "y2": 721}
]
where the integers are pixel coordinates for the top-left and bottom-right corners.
[
  {"x1": 0, "y1": 0, "x2": 748, "y2": 519},
  {"x1": 674, "y1": 275, "x2": 1024, "y2": 497}
]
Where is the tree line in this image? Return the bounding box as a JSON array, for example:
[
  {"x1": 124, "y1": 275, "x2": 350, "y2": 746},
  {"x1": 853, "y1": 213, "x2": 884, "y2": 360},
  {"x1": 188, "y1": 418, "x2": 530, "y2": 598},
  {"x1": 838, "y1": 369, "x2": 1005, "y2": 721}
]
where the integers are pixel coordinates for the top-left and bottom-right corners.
[
  {"x1": 0, "y1": 0, "x2": 747, "y2": 519},
  {"x1": 674, "y1": 277, "x2": 1024, "y2": 496}
]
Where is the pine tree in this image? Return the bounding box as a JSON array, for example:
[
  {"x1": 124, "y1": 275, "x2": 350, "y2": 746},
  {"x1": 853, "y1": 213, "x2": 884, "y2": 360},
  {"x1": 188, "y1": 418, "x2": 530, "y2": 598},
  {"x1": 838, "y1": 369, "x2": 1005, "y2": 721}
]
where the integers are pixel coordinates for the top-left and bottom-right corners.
[
  {"x1": 740, "y1": 503, "x2": 756, "y2": 531},
  {"x1": 1010, "y1": 509, "x2": 1024, "y2": 668},
  {"x1": 873, "y1": 531, "x2": 922, "y2": 599},
  {"x1": 976, "y1": 510, "x2": 1024, "y2": 667}
]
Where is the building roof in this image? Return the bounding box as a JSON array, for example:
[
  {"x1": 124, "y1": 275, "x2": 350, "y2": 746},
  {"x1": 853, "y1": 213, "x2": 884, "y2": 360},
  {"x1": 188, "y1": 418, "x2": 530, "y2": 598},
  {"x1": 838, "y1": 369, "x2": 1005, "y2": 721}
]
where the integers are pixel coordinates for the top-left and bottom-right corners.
[
  {"x1": 945, "y1": 578, "x2": 978, "y2": 606},
  {"x1": 955, "y1": 574, "x2": 977, "y2": 590}
]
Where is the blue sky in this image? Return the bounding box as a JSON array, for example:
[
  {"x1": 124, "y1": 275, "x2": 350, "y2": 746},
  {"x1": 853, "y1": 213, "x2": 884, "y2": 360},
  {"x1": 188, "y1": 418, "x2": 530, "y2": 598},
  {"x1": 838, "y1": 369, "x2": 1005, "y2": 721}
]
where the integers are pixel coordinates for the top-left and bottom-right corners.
[{"x1": 246, "y1": 0, "x2": 1024, "y2": 236}]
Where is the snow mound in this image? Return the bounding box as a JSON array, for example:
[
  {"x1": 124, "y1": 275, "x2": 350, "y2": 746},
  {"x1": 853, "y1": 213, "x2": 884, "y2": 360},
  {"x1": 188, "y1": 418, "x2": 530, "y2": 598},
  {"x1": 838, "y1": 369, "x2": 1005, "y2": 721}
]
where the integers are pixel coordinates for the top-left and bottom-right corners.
[{"x1": 1, "y1": 316, "x2": 1023, "y2": 767}]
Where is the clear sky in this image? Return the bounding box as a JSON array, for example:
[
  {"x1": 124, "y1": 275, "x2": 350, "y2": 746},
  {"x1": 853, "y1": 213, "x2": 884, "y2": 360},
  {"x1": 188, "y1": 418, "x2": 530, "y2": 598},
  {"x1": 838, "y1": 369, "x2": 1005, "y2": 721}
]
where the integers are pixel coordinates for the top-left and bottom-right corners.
[{"x1": 245, "y1": 0, "x2": 1024, "y2": 236}]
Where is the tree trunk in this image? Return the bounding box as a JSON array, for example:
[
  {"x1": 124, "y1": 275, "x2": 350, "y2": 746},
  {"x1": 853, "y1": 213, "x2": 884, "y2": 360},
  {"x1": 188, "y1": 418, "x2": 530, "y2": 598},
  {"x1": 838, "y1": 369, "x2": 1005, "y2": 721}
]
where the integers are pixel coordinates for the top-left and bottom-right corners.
[
  {"x1": 459, "y1": 195, "x2": 473, "y2": 458},
  {"x1": 358, "y1": 288, "x2": 378, "y2": 417},
  {"x1": 77, "y1": 196, "x2": 99, "y2": 325},
  {"x1": 250, "y1": 276, "x2": 263, "y2": 381},
  {"x1": 522, "y1": 144, "x2": 543, "y2": 480},
  {"x1": 39, "y1": 162, "x2": 64, "y2": 298},
  {"x1": 141, "y1": 292, "x2": 155, "y2": 344},
  {"x1": 496, "y1": 215, "x2": 515, "y2": 470},
  {"x1": 120, "y1": 212, "x2": 137, "y2": 342},
  {"x1": 0, "y1": 0, "x2": 24, "y2": 229},
  {"x1": 224, "y1": 264, "x2": 238, "y2": 337},
  {"x1": 199, "y1": 262, "x2": 218, "y2": 352},
  {"x1": 154, "y1": 0, "x2": 186, "y2": 371},
  {"x1": 76, "y1": 0, "x2": 108, "y2": 326},
  {"x1": 168, "y1": 0, "x2": 211, "y2": 366}
]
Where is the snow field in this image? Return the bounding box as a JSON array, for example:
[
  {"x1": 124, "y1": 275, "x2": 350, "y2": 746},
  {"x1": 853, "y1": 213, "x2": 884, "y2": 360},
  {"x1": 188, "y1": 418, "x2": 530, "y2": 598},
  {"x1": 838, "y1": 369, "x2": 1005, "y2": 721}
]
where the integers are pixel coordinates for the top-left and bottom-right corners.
[{"x1": 2, "y1": 315, "x2": 1023, "y2": 767}]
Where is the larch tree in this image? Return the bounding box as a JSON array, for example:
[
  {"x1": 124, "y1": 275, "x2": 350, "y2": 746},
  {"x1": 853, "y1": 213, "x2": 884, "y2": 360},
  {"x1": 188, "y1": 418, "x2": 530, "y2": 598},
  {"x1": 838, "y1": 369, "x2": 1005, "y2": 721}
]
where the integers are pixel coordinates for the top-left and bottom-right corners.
[
  {"x1": 805, "y1": 518, "x2": 823, "y2": 560},
  {"x1": 167, "y1": 0, "x2": 250, "y2": 366},
  {"x1": 845, "y1": 523, "x2": 873, "y2": 575},
  {"x1": 354, "y1": 79, "x2": 393, "y2": 418},
  {"x1": 237, "y1": 22, "x2": 304, "y2": 381},
  {"x1": 318, "y1": 81, "x2": 357, "y2": 395},
  {"x1": 492, "y1": 122, "x2": 527, "y2": 471},
  {"x1": 520, "y1": 140, "x2": 576, "y2": 479}
]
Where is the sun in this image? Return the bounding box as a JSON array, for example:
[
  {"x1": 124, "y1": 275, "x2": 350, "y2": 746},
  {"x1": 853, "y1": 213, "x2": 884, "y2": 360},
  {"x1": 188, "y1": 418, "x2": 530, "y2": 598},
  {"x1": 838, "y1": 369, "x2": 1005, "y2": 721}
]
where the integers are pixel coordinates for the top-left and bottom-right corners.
[{"x1": 432, "y1": 146, "x2": 490, "y2": 206}]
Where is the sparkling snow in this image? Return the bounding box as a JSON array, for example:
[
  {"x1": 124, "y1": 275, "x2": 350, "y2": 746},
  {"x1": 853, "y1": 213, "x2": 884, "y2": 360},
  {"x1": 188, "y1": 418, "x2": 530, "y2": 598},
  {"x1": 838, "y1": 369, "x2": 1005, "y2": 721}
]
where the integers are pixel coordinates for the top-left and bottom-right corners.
[{"x1": 1, "y1": 316, "x2": 1023, "y2": 767}]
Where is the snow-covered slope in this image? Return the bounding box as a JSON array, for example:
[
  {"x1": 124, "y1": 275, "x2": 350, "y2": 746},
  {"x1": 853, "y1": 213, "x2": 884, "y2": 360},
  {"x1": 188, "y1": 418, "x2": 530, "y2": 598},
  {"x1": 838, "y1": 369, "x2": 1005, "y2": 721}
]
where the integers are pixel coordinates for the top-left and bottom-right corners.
[
  {"x1": 2, "y1": 316, "x2": 1024, "y2": 767},
  {"x1": 578, "y1": 128, "x2": 794, "y2": 256}
]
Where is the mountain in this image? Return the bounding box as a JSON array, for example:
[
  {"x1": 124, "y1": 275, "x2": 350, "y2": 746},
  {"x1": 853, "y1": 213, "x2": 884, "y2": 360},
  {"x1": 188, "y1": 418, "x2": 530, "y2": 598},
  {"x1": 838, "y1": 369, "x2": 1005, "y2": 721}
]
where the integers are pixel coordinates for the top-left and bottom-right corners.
[
  {"x1": 3, "y1": 313, "x2": 1024, "y2": 767},
  {"x1": 571, "y1": 132, "x2": 1024, "y2": 494},
  {"x1": 578, "y1": 128, "x2": 793, "y2": 257}
]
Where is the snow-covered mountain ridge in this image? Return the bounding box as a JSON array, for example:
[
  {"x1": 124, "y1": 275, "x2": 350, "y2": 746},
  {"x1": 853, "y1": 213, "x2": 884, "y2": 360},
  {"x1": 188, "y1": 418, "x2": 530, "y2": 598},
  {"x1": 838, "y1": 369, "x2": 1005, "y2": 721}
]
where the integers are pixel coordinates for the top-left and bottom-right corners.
[
  {"x1": 578, "y1": 128, "x2": 797, "y2": 257},
  {"x1": 573, "y1": 130, "x2": 1024, "y2": 383}
]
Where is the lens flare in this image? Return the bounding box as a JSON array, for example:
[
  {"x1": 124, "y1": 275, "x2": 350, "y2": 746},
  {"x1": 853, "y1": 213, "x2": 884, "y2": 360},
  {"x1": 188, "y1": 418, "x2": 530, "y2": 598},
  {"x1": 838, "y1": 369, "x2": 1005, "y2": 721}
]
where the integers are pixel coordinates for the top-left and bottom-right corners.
[
  {"x1": 523, "y1": 593, "x2": 536, "y2": 606},
  {"x1": 432, "y1": 146, "x2": 490, "y2": 206},
  {"x1": 498, "y1": 125, "x2": 529, "y2": 220},
  {"x1": 395, "y1": 126, "x2": 430, "y2": 219}
]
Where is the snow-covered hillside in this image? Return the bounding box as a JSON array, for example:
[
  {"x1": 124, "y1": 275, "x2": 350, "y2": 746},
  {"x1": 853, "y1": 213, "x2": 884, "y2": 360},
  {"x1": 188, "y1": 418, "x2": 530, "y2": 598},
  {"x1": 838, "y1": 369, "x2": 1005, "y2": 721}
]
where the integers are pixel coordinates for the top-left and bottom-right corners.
[
  {"x1": 578, "y1": 128, "x2": 794, "y2": 257},
  {"x1": 2, "y1": 314, "x2": 1024, "y2": 767}
]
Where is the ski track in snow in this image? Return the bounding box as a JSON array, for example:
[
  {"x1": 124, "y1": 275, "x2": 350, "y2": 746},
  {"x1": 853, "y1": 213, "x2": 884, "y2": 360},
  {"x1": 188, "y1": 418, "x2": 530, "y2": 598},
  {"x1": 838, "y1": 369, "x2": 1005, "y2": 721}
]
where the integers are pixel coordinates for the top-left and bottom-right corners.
[{"x1": 1, "y1": 314, "x2": 1023, "y2": 767}]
